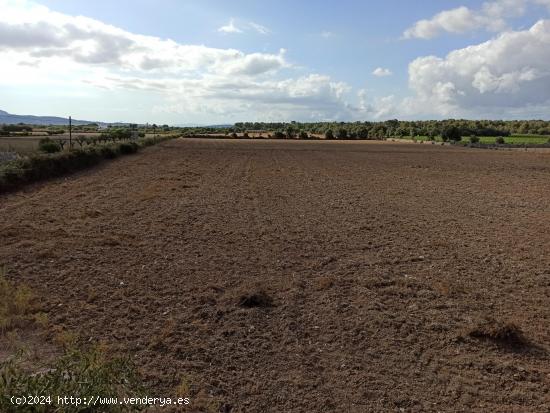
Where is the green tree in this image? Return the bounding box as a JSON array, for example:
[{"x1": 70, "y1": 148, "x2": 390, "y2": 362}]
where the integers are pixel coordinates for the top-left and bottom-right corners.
[
  {"x1": 336, "y1": 128, "x2": 348, "y2": 140},
  {"x1": 357, "y1": 127, "x2": 369, "y2": 140},
  {"x1": 441, "y1": 126, "x2": 461, "y2": 142},
  {"x1": 285, "y1": 126, "x2": 295, "y2": 139}
]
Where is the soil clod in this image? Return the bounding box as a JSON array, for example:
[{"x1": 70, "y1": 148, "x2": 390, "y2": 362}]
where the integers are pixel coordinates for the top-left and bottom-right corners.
[{"x1": 468, "y1": 318, "x2": 529, "y2": 348}]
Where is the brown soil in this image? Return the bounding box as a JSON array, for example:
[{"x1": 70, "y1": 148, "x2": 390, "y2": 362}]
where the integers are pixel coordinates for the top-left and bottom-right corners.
[{"x1": 1, "y1": 138, "x2": 550, "y2": 412}]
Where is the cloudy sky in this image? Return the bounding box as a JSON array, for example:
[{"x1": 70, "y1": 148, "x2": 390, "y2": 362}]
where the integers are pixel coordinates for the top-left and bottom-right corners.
[{"x1": 1, "y1": 0, "x2": 550, "y2": 124}]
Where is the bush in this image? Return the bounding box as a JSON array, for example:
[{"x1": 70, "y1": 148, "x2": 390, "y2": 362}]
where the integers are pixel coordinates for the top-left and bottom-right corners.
[
  {"x1": 495, "y1": 136, "x2": 505, "y2": 144},
  {"x1": 99, "y1": 145, "x2": 118, "y2": 159},
  {"x1": 469, "y1": 136, "x2": 480, "y2": 144},
  {"x1": 299, "y1": 131, "x2": 308, "y2": 140},
  {"x1": 118, "y1": 142, "x2": 138, "y2": 154},
  {"x1": 38, "y1": 138, "x2": 61, "y2": 153},
  {"x1": 273, "y1": 131, "x2": 285, "y2": 139},
  {"x1": 103, "y1": 128, "x2": 132, "y2": 142},
  {"x1": 325, "y1": 129, "x2": 334, "y2": 140}
]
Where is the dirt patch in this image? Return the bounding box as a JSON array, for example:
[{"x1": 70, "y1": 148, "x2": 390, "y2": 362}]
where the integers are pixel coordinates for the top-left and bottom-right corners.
[{"x1": 1, "y1": 138, "x2": 550, "y2": 411}]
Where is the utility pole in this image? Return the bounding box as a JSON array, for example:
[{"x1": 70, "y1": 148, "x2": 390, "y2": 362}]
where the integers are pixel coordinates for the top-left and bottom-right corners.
[{"x1": 69, "y1": 116, "x2": 72, "y2": 149}]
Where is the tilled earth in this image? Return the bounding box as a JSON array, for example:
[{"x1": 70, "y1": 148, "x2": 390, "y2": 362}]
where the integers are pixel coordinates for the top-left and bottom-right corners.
[{"x1": 1, "y1": 138, "x2": 550, "y2": 412}]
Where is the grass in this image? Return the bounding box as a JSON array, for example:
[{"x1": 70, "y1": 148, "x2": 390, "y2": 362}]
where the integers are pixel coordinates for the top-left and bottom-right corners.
[
  {"x1": 0, "y1": 138, "x2": 40, "y2": 155},
  {"x1": 0, "y1": 266, "x2": 147, "y2": 412},
  {"x1": 0, "y1": 346, "x2": 146, "y2": 413},
  {"x1": 0, "y1": 265, "x2": 35, "y2": 334},
  {"x1": 399, "y1": 134, "x2": 550, "y2": 144},
  {"x1": 484, "y1": 135, "x2": 549, "y2": 144}
]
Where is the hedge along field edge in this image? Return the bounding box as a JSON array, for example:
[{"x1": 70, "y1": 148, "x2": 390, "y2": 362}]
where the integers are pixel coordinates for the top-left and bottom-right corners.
[{"x1": 0, "y1": 135, "x2": 178, "y2": 194}]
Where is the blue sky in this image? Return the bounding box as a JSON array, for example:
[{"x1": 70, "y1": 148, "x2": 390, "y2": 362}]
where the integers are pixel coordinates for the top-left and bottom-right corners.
[{"x1": 1, "y1": 0, "x2": 550, "y2": 124}]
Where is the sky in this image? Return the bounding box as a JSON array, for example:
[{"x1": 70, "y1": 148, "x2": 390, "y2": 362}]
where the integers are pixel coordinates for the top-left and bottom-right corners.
[{"x1": 1, "y1": 0, "x2": 550, "y2": 124}]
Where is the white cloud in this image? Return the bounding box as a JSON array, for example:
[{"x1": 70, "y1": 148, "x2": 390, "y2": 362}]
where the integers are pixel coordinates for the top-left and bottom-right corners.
[
  {"x1": 149, "y1": 74, "x2": 353, "y2": 121},
  {"x1": 0, "y1": 0, "x2": 355, "y2": 121},
  {"x1": 403, "y1": 0, "x2": 529, "y2": 39},
  {"x1": 405, "y1": 19, "x2": 550, "y2": 116},
  {"x1": 372, "y1": 67, "x2": 392, "y2": 77},
  {"x1": 320, "y1": 31, "x2": 334, "y2": 38},
  {"x1": 218, "y1": 18, "x2": 242, "y2": 34},
  {"x1": 249, "y1": 21, "x2": 270, "y2": 35}
]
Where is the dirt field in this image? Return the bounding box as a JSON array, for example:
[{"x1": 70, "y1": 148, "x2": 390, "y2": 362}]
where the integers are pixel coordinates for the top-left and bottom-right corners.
[{"x1": 1, "y1": 138, "x2": 550, "y2": 412}]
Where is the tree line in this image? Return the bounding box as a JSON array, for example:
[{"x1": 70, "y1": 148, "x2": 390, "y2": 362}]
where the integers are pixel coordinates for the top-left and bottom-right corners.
[{"x1": 230, "y1": 119, "x2": 550, "y2": 139}]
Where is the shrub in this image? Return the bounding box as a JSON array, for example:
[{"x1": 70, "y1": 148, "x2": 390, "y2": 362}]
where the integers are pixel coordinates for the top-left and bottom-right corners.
[
  {"x1": 299, "y1": 131, "x2": 308, "y2": 140},
  {"x1": 273, "y1": 131, "x2": 285, "y2": 139},
  {"x1": 325, "y1": 129, "x2": 334, "y2": 140},
  {"x1": 75, "y1": 135, "x2": 88, "y2": 148},
  {"x1": 495, "y1": 136, "x2": 505, "y2": 144},
  {"x1": 38, "y1": 138, "x2": 61, "y2": 153},
  {"x1": 469, "y1": 136, "x2": 480, "y2": 144},
  {"x1": 118, "y1": 142, "x2": 138, "y2": 154},
  {"x1": 99, "y1": 145, "x2": 118, "y2": 159}
]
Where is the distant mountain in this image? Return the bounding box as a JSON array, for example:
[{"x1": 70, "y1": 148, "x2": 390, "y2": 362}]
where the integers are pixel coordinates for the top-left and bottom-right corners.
[
  {"x1": 0, "y1": 109, "x2": 233, "y2": 128},
  {"x1": 0, "y1": 109, "x2": 102, "y2": 126}
]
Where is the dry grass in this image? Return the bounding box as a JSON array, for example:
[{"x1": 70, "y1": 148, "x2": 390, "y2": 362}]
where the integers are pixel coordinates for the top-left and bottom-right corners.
[{"x1": 0, "y1": 265, "x2": 36, "y2": 334}]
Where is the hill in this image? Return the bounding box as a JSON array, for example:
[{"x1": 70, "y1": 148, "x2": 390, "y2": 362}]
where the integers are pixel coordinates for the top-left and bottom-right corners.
[{"x1": 0, "y1": 110, "x2": 101, "y2": 126}]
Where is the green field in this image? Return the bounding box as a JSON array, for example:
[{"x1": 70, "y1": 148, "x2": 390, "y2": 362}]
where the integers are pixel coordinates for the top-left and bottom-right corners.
[{"x1": 405, "y1": 134, "x2": 550, "y2": 144}]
